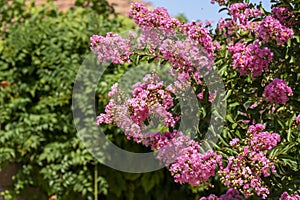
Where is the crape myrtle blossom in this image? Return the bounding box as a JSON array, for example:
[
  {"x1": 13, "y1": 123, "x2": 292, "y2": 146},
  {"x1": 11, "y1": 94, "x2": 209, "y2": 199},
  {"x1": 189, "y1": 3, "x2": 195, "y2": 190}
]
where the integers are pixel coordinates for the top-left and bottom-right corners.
[
  {"x1": 159, "y1": 38, "x2": 213, "y2": 75},
  {"x1": 228, "y1": 3, "x2": 262, "y2": 26},
  {"x1": 90, "y1": 33, "x2": 133, "y2": 64},
  {"x1": 129, "y1": 4, "x2": 179, "y2": 53},
  {"x1": 229, "y1": 138, "x2": 239, "y2": 146},
  {"x1": 218, "y1": 3, "x2": 294, "y2": 47},
  {"x1": 92, "y1": 2, "x2": 216, "y2": 89},
  {"x1": 144, "y1": 131, "x2": 222, "y2": 186},
  {"x1": 129, "y1": 3, "x2": 216, "y2": 58},
  {"x1": 280, "y1": 192, "x2": 300, "y2": 200},
  {"x1": 169, "y1": 141, "x2": 221, "y2": 186},
  {"x1": 143, "y1": 131, "x2": 178, "y2": 152},
  {"x1": 97, "y1": 73, "x2": 179, "y2": 143},
  {"x1": 257, "y1": 15, "x2": 294, "y2": 45},
  {"x1": 129, "y1": 3, "x2": 180, "y2": 33},
  {"x1": 296, "y1": 114, "x2": 300, "y2": 125},
  {"x1": 200, "y1": 188, "x2": 244, "y2": 200},
  {"x1": 144, "y1": 131, "x2": 192, "y2": 167},
  {"x1": 99, "y1": 82, "x2": 223, "y2": 187},
  {"x1": 218, "y1": 124, "x2": 280, "y2": 199},
  {"x1": 227, "y1": 40, "x2": 273, "y2": 77},
  {"x1": 272, "y1": 7, "x2": 295, "y2": 27},
  {"x1": 263, "y1": 78, "x2": 293, "y2": 104},
  {"x1": 218, "y1": 3, "x2": 262, "y2": 36},
  {"x1": 129, "y1": 5, "x2": 216, "y2": 89},
  {"x1": 180, "y1": 21, "x2": 215, "y2": 57}
]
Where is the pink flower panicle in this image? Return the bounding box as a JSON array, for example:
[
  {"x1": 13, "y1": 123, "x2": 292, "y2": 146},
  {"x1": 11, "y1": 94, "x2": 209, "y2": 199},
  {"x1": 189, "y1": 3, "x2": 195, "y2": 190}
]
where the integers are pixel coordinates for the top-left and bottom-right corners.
[
  {"x1": 219, "y1": 124, "x2": 280, "y2": 199},
  {"x1": 250, "y1": 131, "x2": 281, "y2": 151},
  {"x1": 295, "y1": 114, "x2": 300, "y2": 125},
  {"x1": 90, "y1": 33, "x2": 133, "y2": 64},
  {"x1": 108, "y1": 83, "x2": 119, "y2": 97},
  {"x1": 280, "y1": 192, "x2": 300, "y2": 200},
  {"x1": 227, "y1": 40, "x2": 273, "y2": 77},
  {"x1": 154, "y1": 131, "x2": 192, "y2": 167},
  {"x1": 229, "y1": 138, "x2": 240, "y2": 146},
  {"x1": 258, "y1": 15, "x2": 294, "y2": 45},
  {"x1": 143, "y1": 131, "x2": 222, "y2": 186},
  {"x1": 143, "y1": 131, "x2": 177, "y2": 150},
  {"x1": 180, "y1": 21, "x2": 215, "y2": 57},
  {"x1": 219, "y1": 4, "x2": 294, "y2": 46},
  {"x1": 218, "y1": 3, "x2": 262, "y2": 36},
  {"x1": 129, "y1": 3, "x2": 216, "y2": 60},
  {"x1": 229, "y1": 3, "x2": 261, "y2": 26},
  {"x1": 97, "y1": 73, "x2": 179, "y2": 143},
  {"x1": 263, "y1": 78, "x2": 293, "y2": 104},
  {"x1": 129, "y1": 3, "x2": 180, "y2": 32},
  {"x1": 159, "y1": 38, "x2": 212, "y2": 77},
  {"x1": 169, "y1": 145, "x2": 222, "y2": 186},
  {"x1": 200, "y1": 188, "x2": 243, "y2": 200},
  {"x1": 272, "y1": 7, "x2": 295, "y2": 27}
]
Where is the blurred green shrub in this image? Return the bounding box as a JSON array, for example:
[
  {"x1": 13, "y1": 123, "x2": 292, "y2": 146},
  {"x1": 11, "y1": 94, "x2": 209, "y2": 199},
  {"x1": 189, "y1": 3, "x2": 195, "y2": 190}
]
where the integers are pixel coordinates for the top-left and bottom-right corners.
[{"x1": 0, "y1": 1, "x2": 196, "y2": 199}]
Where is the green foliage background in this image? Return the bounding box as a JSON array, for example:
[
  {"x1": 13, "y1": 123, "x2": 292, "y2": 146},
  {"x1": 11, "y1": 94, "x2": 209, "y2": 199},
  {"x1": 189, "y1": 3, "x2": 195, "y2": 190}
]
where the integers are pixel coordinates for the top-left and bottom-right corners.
[{"x1": 0, "y1": 0, "x2": 196, "y2": 199}]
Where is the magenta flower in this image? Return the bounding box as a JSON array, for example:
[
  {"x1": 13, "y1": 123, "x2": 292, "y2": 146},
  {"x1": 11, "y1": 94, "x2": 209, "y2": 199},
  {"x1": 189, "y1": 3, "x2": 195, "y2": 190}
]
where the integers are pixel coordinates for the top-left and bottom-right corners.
[
  {"x1": 228, "y1": 40, "x2": 273, "y2": 77},
  {"x1": 296, "y1": 114, "x2": 300, "y2": 124},
  {"x1": 219, "y1": 124, "x2": 280, "y2": 199},
  {"x1": 170, "y1": 147, "x2": 222, "y2": 186},
  {"x1": 272, "y1": 7, "x2": 295, "y2": 27},
  {"x1": 229, "y1": 138, "x2": 240, "y2": 146},
  {"x1": 97, "y1": 73, "x2": 179, "y2": 143},
  {"x1": 280, "y1": 192, "x2": 300, "y2": 200},
  {"x1": 218, "y1": 3, "x2": 262, "y2": 36},
  {"x1": 90, "y1": 33, "x2": 133, "y2": 64},
  {"x1": 257, "y1": 15, "x2": 294, "y2": 45},
  {"x1": 129, "y1": 3, "x2": 180, "y2": 32},
  {"x1": 200, "y1": 188, "x2": 243, "y2": 200},
  {"x1": 263, "y1": 78, "x2": 293, "y2": 104}
]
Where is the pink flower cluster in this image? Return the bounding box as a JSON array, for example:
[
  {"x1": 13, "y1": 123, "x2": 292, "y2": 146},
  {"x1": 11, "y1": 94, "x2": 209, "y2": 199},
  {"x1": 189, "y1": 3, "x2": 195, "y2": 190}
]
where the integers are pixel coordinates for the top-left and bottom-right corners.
[
  {"x1": 159, "y1": 38, "x2": 212, "y2": 75},
  {"x1": 128, "y1": 3, "x2": 216, "y2": 87},
  {"x1": 169, "y1": 145, "x2": 222, "y2": 186},
  {"x1": 143, "y1": 131, "x2": 178, "y2": 151},
  {"x1": 219, "y1": 124, "x2": 280, "y2": 199},
  {"x1": 228, "y1": 3, "x2": 262, "y2": 26},
  {"x1": 129, "y1": 3, "x2": 216, "y2": 58},
  {"x1": 90, "y1": 33, "x2": 133, "y2": 64},
  {"x1": 150, "y1": 131, "x2": 192, "y2": 167},
  {"x1": 227, "y1": 40, "x2": 273, "y2": 77},
  {"x1": 257, "y1": 15, "x2": 294, "y2": 45},
  {"x1": 272, "y1": 7, "x2": 295, "y2": 27},
  {"x1": 218, "y1": 3, "x2": 262, "y2": 35},
  {"x1": 200, "y1": 188, "x2": 243, "y2": 200},
  {"x1": 97, "y1": 73, "x2": 179, "y2": 143},
  {"x1": 129, "y1": 3, "x2": 180, "y2": 32},
  {"x1": 250, "y1": 130, "x2": 281, "y2": 152},
  {"x1": 296, "y1": 114, "x2": 300, "y2": 125},
  {"x1": 180, "y1": 21, "x2": 215, "y2": 57},
  {"x1": 229, "y1": 138, "x2": 239, "y2": 146},
  {"x1": 143, "y1": 131, "x2": 222, "y2": 186},
  {"x1": 263, "y1": 78, "x2": 293, "y2": 104},
  {"x1": 280, "y1": 192, "x2": 300, "y2": 200}
]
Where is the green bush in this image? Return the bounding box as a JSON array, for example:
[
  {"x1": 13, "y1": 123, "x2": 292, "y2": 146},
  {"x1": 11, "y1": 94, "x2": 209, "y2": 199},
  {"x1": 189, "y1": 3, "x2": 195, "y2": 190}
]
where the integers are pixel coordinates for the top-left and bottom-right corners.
[{"x1": 0, "y1": 1, "x2": 196, "y2": 199}]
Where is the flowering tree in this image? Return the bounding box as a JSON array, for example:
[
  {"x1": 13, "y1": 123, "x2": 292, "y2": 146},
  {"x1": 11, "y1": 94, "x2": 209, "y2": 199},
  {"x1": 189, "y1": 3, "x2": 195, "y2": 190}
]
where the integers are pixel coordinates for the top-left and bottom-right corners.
[{"x1": 92, "y1": 0, "x2": 300, "y2": 199}]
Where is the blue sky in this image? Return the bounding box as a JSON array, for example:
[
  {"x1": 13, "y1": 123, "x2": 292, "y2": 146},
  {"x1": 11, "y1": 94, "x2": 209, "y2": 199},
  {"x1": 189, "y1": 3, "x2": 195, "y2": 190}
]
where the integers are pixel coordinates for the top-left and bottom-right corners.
[{"x1": 148, "y1": 0, "x2": 272, "y2": 26}]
